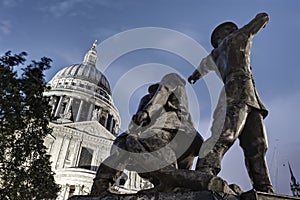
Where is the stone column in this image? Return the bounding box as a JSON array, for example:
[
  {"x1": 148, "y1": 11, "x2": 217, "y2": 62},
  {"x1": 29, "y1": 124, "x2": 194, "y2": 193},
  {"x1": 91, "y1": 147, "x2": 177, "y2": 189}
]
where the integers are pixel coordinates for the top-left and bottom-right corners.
[
  {"x1": 56, "y1": 134, "x2": 71, "y2": 169},
  {"x1": 129, "y1": 171, "x2": 134, "y2": 189},
  {"x1": 134, "y1": 172, "x2": 138, "y2": 189},
  {"x1": 58, "y1": 185, "x2": 67, "y2": 200},
  {"x1": 71, "y1": 139, "x2": 80, "y2": 166},
  {"x1": 134, "y1": 173, "x2": 140, "y2": 190},
  {"x1": 87, "y1": 103, "x2": 94, "y2": 121},
  {"x1": 109, "y1": 117, "x2": 114, "y2": 133},
  {"x1": 64, "y1": 185, "x2": 70, "y2": 200},
  {"x1": 63, "y1": 136, "x2": 72, "y2": 168},
  {"x1": 74, "y1": 185, "x2": 82, "y2": 195},
  {"x1": 65, "y1": 97, "x2": 74, "y2": 114},
  {"x1": 111, "y1": 119, "x2": 116, "y2": 134},
  {"x1": 74, "y1": 139, "x2": 83, "y2": 166},
  {"x1": 54, "y1": 96, "x2": 64, "y2": 117},
  {"x1": 97, "y1": 107, "x2": 102, "y2": 122},
  {"x1": 75, "y1": 100, "x2": 84, "y2": 122},
  {"x1": 105, "y1": 114, "x2": 112, "y2": 131},
  {"x1": 54, "y1": 134, "x2": 65, "y2": 170},
  {"x1": 47, "y1": 140, "x2": 54, "y2": 154},
  {"x1": 49, "y1": 96, "x2": 58, "y2": 116},
  {"x1": 103, "y1": 111, "x2": 109, "y2": 128},
  {"x1": 126, "y1": 171, "x2": 131, "y2": 189}
]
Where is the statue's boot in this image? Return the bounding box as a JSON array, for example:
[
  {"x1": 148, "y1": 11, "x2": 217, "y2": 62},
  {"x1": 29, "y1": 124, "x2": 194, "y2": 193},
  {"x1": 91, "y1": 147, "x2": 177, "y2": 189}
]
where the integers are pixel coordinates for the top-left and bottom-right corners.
[
  {"x1": 196, "y1": 142, "x2": 228, "y2": 176},
  {"x1": 245, "y1": 155, "x2": 274, "y2": 193}
]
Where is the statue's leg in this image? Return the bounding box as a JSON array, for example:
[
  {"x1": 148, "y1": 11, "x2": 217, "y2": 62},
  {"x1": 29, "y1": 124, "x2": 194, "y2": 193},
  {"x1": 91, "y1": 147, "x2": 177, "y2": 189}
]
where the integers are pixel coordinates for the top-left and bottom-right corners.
[
  {"x1": 129, "y1": 129, "x2": 178, "y2": 168},
  {"x1": 176, "y1": 130, "x2": 203, "y2": 170},
  {"x1": 126, "y1": 129, "x2": 235, "y2": 194},
  {"x1": 126, "y1": 131, "x2": 178, "y2": 191},
  {"x1": 90, "y1": 133, "x2": 129, "y2": 195},
  {"x1": 196, "y1": 104, "x2": 250, "y2": 175},
  {"x1": 239, "y1": 108, "x2": 274, "y2": 193}
]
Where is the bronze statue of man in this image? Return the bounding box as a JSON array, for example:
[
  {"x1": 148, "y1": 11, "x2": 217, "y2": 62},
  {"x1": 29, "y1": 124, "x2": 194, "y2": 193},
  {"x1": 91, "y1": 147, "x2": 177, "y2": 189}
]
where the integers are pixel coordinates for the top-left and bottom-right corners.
[
  {"x1": 188, "y1": 13, "x2": 274, "y2": 193},
  {"x1": 91, "y1": 73, "x2": 203, "y2": 195}
]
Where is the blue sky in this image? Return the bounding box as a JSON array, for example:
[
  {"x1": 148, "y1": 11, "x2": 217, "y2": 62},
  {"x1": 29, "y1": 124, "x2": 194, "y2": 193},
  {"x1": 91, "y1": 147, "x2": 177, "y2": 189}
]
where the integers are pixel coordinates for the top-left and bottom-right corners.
[{"x1": 1, "y1": 0, "x2": 300, "y2": 195}]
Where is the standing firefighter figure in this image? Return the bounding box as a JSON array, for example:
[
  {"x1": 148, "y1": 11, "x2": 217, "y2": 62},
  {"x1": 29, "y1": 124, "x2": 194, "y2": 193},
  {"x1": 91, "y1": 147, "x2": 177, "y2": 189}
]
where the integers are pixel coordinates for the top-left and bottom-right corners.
[{"x1": 188, "y1": 13, "x2": 274, "y2": 193}]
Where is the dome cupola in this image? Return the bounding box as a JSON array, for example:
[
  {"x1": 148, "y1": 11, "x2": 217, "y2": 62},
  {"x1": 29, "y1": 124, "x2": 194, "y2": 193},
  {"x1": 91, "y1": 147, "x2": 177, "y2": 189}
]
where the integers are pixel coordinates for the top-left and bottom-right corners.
[
  {"x1": 50, "y1": 40, "x2": 111, "y2": 95},
  {"x1": 83, "y1": 40, "x2": 97, "y2": 66}
]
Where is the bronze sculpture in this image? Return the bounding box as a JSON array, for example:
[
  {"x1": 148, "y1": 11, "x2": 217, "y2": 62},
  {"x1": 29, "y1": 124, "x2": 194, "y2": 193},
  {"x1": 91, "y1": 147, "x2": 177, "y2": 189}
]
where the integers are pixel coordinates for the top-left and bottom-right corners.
[
  {"x1": 188, "y1": 13, "x2": 274, "y2": 193},
  {"x1": 91, "y1": 73, "x2": 203, "y2": 195}
]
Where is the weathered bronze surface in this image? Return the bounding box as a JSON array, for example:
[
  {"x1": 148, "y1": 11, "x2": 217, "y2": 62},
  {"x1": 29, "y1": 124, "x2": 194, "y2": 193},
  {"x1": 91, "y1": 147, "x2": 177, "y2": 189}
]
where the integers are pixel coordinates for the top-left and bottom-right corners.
[
  {"x1": 188, "y1": 13, "x2": 273, "y2": 193},
  {"x1": 91, "y1": 73, "x2": 203, "y2": 195}
]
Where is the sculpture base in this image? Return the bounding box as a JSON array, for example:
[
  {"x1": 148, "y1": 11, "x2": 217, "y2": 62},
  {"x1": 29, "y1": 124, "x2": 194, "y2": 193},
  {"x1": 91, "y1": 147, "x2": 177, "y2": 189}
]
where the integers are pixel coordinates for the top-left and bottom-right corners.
[
  {"x1": 241, "y1": 190, "x2": 300, "y2": 200},
  {"x1": 70, "y1": 190, "x2": 300, "y2": 200}
]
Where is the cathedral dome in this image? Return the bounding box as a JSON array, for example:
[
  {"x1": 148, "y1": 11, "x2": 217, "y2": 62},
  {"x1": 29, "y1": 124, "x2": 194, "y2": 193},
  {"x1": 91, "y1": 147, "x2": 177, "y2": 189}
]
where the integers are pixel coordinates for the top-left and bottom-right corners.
[
  {"x1": 51, "y1": 63, "x2": 111, "y2": 95},
  {"x1": 49, "y1": 40, "x2": 111, "y2": 96},
  {"x1": 44, "y1": 41, "x2": 120, "y2": 131}
]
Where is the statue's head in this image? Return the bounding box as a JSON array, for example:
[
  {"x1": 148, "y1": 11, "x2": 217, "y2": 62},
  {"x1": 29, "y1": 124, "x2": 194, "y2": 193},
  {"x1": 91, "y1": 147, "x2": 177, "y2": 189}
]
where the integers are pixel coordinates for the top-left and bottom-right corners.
[
  {"x1": 148, "y1": 83, "x2": 159, "y2": 94},
  {"x1": 211, "y1": 22, "x2": 238, "y2": 48}
]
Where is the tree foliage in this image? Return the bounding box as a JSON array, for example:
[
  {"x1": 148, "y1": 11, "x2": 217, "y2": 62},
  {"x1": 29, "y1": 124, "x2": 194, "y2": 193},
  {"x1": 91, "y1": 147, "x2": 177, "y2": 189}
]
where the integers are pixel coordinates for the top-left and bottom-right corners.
[{"x1": 0, "y1": 51, "x2": 60, "y2": 199}]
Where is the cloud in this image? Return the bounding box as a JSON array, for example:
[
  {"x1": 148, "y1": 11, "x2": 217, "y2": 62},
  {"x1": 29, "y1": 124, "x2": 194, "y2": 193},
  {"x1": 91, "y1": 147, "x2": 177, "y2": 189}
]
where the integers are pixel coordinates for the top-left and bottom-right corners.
[
  {"x1": 1, "y1": 0, "x2": 22, "y2": 7},
  {"x1": 40, "y1": 0, "x2": 124, "y2": 18},
  {"x1": 0, "y1": 20, "x2": 12, "y2": 35},
  {"x1": 46, "y1": 0, "x2": 80, "y2": 18}
]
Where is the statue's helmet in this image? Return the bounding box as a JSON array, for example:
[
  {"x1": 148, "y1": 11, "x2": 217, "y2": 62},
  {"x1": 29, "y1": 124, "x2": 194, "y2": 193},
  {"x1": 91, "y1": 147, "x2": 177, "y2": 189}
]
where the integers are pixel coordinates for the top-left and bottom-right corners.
[
  {"x1": 211, "y1": 22, "x2": 238, "y2": 48},
  {"x1": 148, "y1": 83, "x2": 159, "y2": 94}
]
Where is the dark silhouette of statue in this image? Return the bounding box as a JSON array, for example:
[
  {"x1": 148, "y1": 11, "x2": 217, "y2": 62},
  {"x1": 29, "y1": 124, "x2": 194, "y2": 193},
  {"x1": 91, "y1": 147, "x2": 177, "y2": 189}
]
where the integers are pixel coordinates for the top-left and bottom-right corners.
[
  {"x1": 188, "y1": 13, "x2": 274, "y2": 193},
  {"x1": 91, "y1": 73, "x2": 203, "y2": 195}
]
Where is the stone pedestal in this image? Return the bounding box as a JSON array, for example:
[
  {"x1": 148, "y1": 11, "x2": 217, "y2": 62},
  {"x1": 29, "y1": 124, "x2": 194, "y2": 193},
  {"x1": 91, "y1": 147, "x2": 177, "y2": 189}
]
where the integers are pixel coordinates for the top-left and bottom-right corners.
[
  {"x1": 69, "y1": 190, "x2": 300, "y2": 200},
  {"x1": 241, "y1": 190, "x2": 300, "y2": 200}
]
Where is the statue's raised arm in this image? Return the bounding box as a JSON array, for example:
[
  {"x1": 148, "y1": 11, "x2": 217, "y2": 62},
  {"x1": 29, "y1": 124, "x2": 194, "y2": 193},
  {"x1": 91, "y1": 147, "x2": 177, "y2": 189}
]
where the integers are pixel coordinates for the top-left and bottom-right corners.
[{"x1": 241, "y1": 12, "x2": 269, "y2": 36}]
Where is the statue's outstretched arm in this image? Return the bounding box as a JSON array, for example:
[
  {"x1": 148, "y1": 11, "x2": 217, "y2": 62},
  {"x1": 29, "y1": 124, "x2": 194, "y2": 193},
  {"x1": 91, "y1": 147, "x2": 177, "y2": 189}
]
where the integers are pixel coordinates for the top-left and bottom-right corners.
[
  {"x1": 241, "y1": 12, "x2": 269, "y2": 36},
  {"x1": 188, "y1": 55, "x2": 216, "y2": 84}
]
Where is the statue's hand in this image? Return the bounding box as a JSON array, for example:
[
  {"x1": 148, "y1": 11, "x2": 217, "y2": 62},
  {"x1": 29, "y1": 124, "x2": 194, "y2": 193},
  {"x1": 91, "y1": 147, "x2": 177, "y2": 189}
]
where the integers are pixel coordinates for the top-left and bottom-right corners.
[
  {"x1": 255, "y1": 12, "x2": 269, "y2": 28},
  {"x1": 132, "y1": 111, "x2": 150, "y2": 127},
  {"x1": 188, "y1": 75, "x2": 197, "y2": 84},
  {"x1": 256, "y1": 12, "x2": 269, "y2": 19}
]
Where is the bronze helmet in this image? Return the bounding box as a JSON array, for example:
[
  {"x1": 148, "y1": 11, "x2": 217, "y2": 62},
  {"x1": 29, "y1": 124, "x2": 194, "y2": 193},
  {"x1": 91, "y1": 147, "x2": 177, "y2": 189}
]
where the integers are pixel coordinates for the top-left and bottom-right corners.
[
  {"x1": 211, "y1": 22, "x2": 238, "y2": 48},
  {"x1": 148, "y1": 83, "x2": 159, "y2": 94}
]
